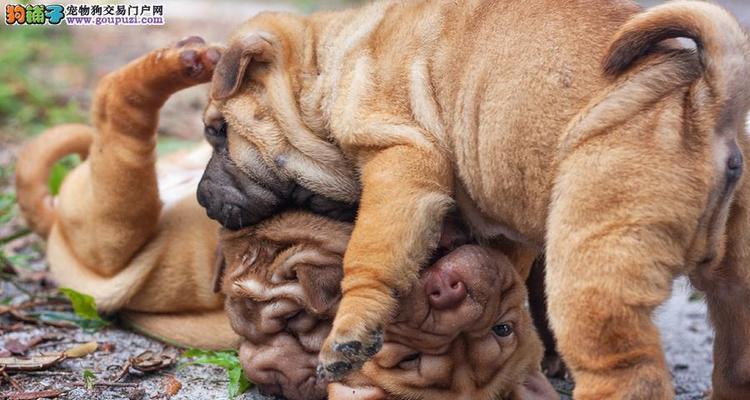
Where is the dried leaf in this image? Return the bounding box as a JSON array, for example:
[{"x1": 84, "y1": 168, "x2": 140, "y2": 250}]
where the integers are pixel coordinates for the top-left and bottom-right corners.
[
  {"x1": 3, "y1": 339, "x2": 27, "y2": 355},
  {"x1": 130, "y1": 351, "x2": 175, "y2": 372},
  {"x1": 163, "y1": 375, "x2": 182, "y2": 397},
  {"x1": 0, "y1": 354, "x2": 65, "y2": 372},
  {"x1": 3, "y1": 336, "x2": 45, "y2": 355},
  {"x1": 100, "y1": 342, "x2": 116, "y2": 353},
  {"x1": 64, "y1": 342, "x2": 98, "y2": 358},
  {"x1": 2, "y1": 389, "x2": 64, "y2": 399},
  {"x1": 64, "y1": 341, "x2": 98, "y2": 358}
]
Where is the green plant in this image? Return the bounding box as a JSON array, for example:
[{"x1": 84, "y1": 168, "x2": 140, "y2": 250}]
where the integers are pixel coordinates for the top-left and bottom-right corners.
[
  {"x1": 82, "y1": 369, "x2": 96, "y2": 390},
  {"x1": 181, "y1": 349, "x2": 252, "y2": 399},
  {"x1": 48, "y1": 154, "x2": 80, "y2": 195},
  {"x1": 52, "y1": 288, "x2": 110, "y2": 331},
  {"x1": 0, "y1": 191, "x2": 16, "y2": 226}
]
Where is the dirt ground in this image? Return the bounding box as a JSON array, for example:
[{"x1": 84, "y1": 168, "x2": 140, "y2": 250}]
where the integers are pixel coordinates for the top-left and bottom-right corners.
[{"x1": 3, "y1": 0, "x2": 750, "y2": 399}]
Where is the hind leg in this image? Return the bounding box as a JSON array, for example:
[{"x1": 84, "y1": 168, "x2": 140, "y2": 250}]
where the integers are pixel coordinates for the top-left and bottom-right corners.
[
  {"x1": 545, "y1": 121, "x2": 721, "y2": 399},
  {"x1": 693, "y1": 138, "x2": 750, "y2": 400},
  {"x1": 57, "y1": 37, "x2": 220, "y2": 276}
]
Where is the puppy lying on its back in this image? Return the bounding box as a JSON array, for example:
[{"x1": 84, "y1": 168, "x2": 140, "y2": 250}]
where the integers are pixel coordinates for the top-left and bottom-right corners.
[
  {"x1": 14, "y1": 37, "x2": 240, "y2": 349},
  {"x1": 218, "y1": 212, "x2": 557, "y2": 400}
]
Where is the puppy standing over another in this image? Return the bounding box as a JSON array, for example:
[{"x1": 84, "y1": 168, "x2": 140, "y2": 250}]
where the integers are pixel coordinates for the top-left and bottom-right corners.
[
  {"x1": 199, "y1": 1, "x2": 750, "y2": 398},
  {"x1": 15, "y1": 38, "x2": 240, "y2": 349}
]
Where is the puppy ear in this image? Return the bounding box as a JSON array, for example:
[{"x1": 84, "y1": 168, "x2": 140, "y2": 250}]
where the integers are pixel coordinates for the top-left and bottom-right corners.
[
  {"x1": 211, "y1": 33, "x2": 274, "y2": 100},
  {"x1": 297, "y1": 262, "x2": 343, "y2": 315}
]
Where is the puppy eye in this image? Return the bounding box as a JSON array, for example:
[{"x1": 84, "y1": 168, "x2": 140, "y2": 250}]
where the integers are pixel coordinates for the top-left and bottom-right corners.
[
  {"x1": 492, "y1": 323, "x2": 514, "y2": 337},
  {"x1": 397, "y1": 353, "x2": 420, "y2": 370}
]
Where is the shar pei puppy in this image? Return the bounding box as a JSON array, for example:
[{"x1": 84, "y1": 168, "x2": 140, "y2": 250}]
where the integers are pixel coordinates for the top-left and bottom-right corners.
[
  {"x1": 197, "y1": 0, "x2": 750, "y2": 398},
  {"x1": 15, "y1": 37, "x2": 554, "y2": 400},
  {"x1": 216, "y1": 212, "x2": 557, "y2": 400}
]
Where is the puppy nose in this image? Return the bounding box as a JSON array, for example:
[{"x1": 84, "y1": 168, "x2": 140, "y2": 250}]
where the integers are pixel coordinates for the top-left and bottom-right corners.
[{"x1": 425, "y1": 269, "x2": 467, "y2": 310}]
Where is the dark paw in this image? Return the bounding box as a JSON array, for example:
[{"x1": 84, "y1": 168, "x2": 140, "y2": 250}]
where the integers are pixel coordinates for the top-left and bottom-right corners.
[
  {"x1": 146, "y1": 35, "x2": 221, "y2": 85},
  {"x1": 173, "y1": 37, "x2": 221, "y2": 80},
  {"x1": 318, "y1": 329, "x2": 383, "y2": 382}
]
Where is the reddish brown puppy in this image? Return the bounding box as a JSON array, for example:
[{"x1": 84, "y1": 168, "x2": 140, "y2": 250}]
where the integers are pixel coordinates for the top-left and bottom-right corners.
[{"x1": 219, "y1": 212, "x2": 556, "y2": 400}]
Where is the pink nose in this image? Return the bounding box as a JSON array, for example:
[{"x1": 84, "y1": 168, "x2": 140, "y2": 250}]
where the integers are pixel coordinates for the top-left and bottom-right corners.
[{"x1": 425, "y1": 269, "x2": 467, "y2": 310}]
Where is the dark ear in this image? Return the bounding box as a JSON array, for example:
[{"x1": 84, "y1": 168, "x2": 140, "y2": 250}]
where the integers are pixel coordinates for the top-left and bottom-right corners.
[
  {"x1": 297, "y1": 263, "x2": 343, "y2": 315},
  {"x1": 211, "y1": 33, "x2": 274, "y2": 100}
]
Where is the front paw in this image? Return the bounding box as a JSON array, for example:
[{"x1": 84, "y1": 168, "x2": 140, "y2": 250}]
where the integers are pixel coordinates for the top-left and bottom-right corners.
[
  {"x1": 317, "y1": 325, "x2": 383, "y2": 381},
  {"x1": 317, "y1": 295, "x2": 393, "y2": 381}
]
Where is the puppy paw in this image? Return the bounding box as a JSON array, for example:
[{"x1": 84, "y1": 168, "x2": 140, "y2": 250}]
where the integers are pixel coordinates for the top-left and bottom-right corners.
[
  {"x1": 151, "y1": 36, "x2": 222, "y2": 87},
  {"x1": 101, "y1": 35, "x2": 222, "y2": 106},
  {"x1": 316, "y1": 280, "x2": 396, "y2": 381},
  {"x1": 317, "y1": 327, "x2": 384, "y2": 381}
]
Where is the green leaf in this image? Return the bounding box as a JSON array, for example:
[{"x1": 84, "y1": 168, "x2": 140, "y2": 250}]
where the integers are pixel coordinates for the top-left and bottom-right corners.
[
  {"x1": 48, "y1": 155, "x2": 80, "y2": 196},
  {"x1": 82, "y1": 369, "x2": 95, "y2": 390},
  {"x1": 181, "y1": 349, "x2": 252, "y2": 399},
  {"x1": 57, "y1": 288, "x2": 109, "y2": 331},
  {"x1": 59, "y1": 288, "x2": 101, "y2": 320},
  {"x1": 228, "y1": 366, "x2": 252, "y2": 399},
  {"x1": 28, "y1": 310, "x2": 109, "y2": 331}
]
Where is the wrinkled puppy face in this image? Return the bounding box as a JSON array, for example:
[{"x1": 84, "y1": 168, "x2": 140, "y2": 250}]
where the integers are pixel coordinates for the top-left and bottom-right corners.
[
  {"x1": 352, "y1": 245, "x2": 541, "y2": 400},
  {"x1": 219, "y1": 212, "x2": 352, "y2": 400},
  {"x1": 197, "y1": 101, "x2": 357, "y2": 230},
  {"x1": 220, "y1": 212, "x2": 546, "y2": 400},
  {"x1": 197, "y1": 13, "x2": 360, "y2": 230}
]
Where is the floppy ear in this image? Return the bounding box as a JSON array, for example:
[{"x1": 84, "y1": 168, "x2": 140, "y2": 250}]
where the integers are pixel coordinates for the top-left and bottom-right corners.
[
  {"x1": 211, "y1": 33, "x2": 274, "y2": 100},
  {"x1": 297, "y1": 261, "x2": 343, "y2": 315}
]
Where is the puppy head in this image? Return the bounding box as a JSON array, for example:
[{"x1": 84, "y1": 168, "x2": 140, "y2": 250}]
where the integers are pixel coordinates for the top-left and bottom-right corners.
[
  {"x1": 219, "y1": 212, "x2": 351, "y2": 400},
  {"x1": 349, "y1": 243, "x2": 544, "y2": 400},
  {"x1": 221, "y1": 213, "x2": 544, "y2": 400},
  {"x1": 197, "y1": 14, "x2": 360, "y2": 230}
]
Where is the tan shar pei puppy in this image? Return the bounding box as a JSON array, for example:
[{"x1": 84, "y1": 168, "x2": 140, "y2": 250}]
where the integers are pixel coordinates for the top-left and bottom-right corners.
[
  {"x1": 196, "y1": 1, "x2": 750, "y2": 398},
  {"x1": 14, "y1": 37, "x2": 242, "y2": 349},
  {"x1": 15, "y1": 37, "x2": 555, "y2": 399}
]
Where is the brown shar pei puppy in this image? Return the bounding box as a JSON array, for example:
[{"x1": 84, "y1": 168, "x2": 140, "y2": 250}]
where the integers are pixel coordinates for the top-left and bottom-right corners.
[
  {"x1": 198, "y1": 1, "x2": 750, "y2": 398},
  {"x1": 14, "y1": 38, "x2": 243, "y2": 349},
  {"x1": 14, "y1": 37, "x2": 552, "y2": 399},
  {"x1": 218, "y1": 212, "x2": 557, "y2": 400}
]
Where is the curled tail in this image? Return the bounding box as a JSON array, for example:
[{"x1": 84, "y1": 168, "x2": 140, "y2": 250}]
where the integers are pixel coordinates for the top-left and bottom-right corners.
[
  {"x1": 15, "y1": 124, "x2": 94, "y2": 238},
  {"x1": 603, "y1": 1, "x2": 750, "y2": 115}
]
